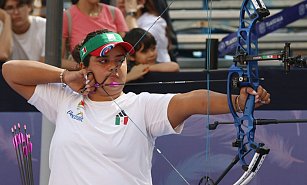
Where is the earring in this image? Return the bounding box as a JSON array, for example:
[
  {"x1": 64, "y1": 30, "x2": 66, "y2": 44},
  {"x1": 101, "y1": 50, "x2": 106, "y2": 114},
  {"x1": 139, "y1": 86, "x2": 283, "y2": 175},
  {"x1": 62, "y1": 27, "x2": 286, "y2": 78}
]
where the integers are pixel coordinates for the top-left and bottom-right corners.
[{"x1": 78, "y1": 62, "x2": 84, "y2": 69}]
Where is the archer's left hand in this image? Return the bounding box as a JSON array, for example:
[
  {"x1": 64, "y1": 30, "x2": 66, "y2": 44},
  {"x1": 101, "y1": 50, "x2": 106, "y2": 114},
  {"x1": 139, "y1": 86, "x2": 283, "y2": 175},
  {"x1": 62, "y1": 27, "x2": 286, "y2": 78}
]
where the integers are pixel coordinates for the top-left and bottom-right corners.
[{"x1": 238, "y1": 86, "x2": 271, "y2": 110}]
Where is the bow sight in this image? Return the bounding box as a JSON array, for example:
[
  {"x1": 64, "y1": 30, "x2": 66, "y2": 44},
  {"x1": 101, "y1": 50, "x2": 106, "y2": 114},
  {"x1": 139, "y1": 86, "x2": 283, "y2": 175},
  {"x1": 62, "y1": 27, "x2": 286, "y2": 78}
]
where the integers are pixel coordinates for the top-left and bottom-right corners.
[{"x1": 233, "y1": 42, "x2": 307, "y2": 73}]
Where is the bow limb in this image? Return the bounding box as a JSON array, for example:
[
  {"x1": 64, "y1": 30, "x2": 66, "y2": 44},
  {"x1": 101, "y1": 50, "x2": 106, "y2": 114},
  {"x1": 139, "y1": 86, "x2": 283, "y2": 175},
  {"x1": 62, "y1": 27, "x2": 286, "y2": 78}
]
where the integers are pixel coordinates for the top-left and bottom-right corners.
[
  {"x1": 234, "y1": 148, "x2": 268, "y2": 185},
  {"x1": 202, "y1": 0, "x2": 306, "y2": 183},
  {"x1": 229, "y1": 0, "x2": 270, "y2": 183},
  {"x1": 201, "y1": 0, "x2": 271, "y2": 184}
]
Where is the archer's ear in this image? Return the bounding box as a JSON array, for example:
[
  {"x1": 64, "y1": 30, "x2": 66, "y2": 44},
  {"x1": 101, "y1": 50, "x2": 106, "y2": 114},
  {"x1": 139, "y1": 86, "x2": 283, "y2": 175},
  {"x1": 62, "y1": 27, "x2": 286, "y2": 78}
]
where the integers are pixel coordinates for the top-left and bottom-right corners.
[{"x1": 79, "y1": 62, "x2": 85, "y2": 69}]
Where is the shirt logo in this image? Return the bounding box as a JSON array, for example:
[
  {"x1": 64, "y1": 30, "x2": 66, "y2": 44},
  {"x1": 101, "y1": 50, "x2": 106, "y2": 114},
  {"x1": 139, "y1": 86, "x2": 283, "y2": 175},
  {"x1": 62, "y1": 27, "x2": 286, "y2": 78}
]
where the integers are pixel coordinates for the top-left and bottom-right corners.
[
  {"x1": 77, "y1": 100, "x2": 85, "y2": 109},
  {"x1": 106, "y1": 33, "x2": 116, "y2": 41},
  {"x1": 100, "y1": 44, "x2": 115, "y2": 56},
  {"x1": 115, "y1": 110, "x2": 128, "y2": 125},
  {"x1": 66, "y1": 100, "x2": 85, "y2": 123}
]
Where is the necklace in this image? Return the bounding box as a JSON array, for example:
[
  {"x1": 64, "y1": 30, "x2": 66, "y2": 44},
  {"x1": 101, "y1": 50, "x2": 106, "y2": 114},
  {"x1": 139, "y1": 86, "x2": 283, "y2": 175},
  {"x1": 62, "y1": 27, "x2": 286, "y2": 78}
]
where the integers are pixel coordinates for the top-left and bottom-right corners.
[
  {"x1": 89, "y1": 5, "x2": 101, "y2": 17},
  {"x1": 77, "y1": 3, "x2": 101, "y2": 17}
]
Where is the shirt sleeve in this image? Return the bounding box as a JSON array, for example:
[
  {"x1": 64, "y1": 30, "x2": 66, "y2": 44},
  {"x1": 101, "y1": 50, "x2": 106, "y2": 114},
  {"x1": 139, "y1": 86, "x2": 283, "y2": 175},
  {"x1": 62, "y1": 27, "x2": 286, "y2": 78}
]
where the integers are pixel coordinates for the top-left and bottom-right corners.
[
  {"x1": 28, "y1": 84, "x2": 73, "y2": 124},
  {"x1": 113, "y1": 6, "x2": 129, "y2": 32},
  {"x1": 141, "y1": 93, "x2": 184, "y2": 138}
]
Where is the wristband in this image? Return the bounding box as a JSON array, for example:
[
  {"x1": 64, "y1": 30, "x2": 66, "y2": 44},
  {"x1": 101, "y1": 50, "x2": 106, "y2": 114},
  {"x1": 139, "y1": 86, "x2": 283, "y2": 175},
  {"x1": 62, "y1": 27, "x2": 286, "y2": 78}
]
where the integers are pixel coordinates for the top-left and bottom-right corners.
[
  {"x1": 126, "y1": 11, "x2": 137, "y2": 17},
  {"x1": 235, "y1": 95, "x2": 243, "y2": 113},
  {"x1": 60, "y1": 69, "x2": 67, "y2": 88}
]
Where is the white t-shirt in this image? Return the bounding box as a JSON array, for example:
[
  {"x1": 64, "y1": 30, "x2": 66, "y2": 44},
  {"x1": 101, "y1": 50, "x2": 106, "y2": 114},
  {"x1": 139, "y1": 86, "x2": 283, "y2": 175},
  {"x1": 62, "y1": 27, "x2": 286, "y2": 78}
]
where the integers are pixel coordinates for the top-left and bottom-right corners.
[
  {"x1": 12, "y1": 16, "x2": 46, "y2": 61},
  {"x1": 28, "y1": 83, "x2": 183, "y2": 185},
  {"x1": 137, "y1": 13, "x2": 171, "y2": 63}
]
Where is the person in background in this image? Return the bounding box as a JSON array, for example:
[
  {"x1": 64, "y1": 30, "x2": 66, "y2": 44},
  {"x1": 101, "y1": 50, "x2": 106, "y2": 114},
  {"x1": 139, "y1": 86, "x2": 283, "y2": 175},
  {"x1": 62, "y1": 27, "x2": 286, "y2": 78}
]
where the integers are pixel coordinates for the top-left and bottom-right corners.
[
  {"x1": 124, "y1": 28, "x2": 179, "y2": 82},
  {"x1": 117, "y1": 0, "x2": 176, "y2": 63},
  {"x1": 0, "y1": 8, "x2": 12, "y2": 63},
  {"x1": 62, "y1": 0, "x2": 129, "y2": 70},
  {"x1": 2, "y1": 29, "x2": 271, "y2": 185},
  {"x1": 0, "y1": 0, "x2": 46, "y2": 62},
  {"x1": 154, "y1": 0, "x2": 178, "y2": 62}
]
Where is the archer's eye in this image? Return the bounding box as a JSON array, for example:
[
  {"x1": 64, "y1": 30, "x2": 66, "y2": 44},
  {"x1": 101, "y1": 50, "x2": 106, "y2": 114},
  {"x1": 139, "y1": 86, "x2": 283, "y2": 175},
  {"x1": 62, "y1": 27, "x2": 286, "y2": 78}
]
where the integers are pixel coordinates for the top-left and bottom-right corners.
[{"x1": 98, "y1": 59, "x2": 108, "y2": 64}]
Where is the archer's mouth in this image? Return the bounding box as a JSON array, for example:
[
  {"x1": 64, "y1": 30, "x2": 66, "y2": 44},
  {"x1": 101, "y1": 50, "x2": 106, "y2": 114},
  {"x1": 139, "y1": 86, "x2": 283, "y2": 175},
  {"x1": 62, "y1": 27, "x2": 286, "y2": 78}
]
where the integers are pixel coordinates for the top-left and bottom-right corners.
[{"x1": 109, "y1": 82, "x2": 121, "y2": 87}]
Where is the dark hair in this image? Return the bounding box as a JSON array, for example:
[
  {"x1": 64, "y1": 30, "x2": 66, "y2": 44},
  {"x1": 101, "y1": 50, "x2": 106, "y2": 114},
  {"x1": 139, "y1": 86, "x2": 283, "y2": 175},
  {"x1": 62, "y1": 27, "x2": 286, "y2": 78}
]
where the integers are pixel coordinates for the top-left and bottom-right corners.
[
  {"x1": 0, "y1": 0, "x2": 33, "y2": 8},
  {"x1": 71, "y1": 0, "x2": 78, "y2": 4},
  {"x1": 140, "y1": 0, "x2": 158, "y2": 16},
  {"x1": 72, "y1": 29, "x2": 112, "y2": 66},
  {"x1": 140, "y1": 0, "x2": 178, "y2": 62},
  {"x1": 123, "y1": 28, "x2": 156, "y2": 71},
  {"x1": 155, "y1": 0, "x2": 178, "y2": 61},
  {"x1": 123, "y1": 28, "x2": 156, "y2": 57}
]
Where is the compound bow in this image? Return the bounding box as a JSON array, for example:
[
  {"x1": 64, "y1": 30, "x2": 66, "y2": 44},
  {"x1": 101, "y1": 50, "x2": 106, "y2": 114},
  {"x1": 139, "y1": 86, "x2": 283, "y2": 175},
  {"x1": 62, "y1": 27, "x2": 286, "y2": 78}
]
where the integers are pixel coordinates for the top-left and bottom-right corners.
[
  {"x1": 199, "y1": 0, "x2": 306, "y2": 184},
  {"x1": 83, "y1": 1, "x2": 306, "y2": 184}
]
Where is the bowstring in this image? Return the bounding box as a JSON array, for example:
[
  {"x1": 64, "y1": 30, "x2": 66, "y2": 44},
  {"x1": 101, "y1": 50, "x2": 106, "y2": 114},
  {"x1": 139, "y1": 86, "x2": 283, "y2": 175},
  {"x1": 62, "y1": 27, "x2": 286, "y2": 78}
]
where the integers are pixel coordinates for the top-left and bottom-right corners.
[
  {"x1": 98, "y1": 1, "x2": 190, "y2": 184},
  {"x1": 204, "y1": 0, "x2": 213, "y2": 182}
]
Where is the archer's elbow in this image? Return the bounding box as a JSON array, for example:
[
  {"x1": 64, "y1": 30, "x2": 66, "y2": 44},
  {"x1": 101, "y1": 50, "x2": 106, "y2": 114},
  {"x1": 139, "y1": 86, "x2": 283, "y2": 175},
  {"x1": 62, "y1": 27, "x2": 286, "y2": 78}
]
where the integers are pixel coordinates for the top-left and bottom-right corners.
[{"x1": 2, "y1": 60, "x2": 14, "y2": 82}]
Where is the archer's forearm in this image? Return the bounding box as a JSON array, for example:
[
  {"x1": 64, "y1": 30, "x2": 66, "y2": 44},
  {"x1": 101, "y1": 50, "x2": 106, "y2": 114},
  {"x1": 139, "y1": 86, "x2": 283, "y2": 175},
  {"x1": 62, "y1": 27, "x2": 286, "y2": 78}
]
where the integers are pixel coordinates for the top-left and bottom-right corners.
[
  {"x1": 170, "y1": 90, "x2": 237, "y2": 117},
  {"x1": 2, "y1": 60, "x2": 63, "y2": 86},
  {"x1": 168, "y1": 90, "x2": 237, "y2": 128},
  {"x1": 189, "y1": 89, "x2": 236, "y2": 115}
]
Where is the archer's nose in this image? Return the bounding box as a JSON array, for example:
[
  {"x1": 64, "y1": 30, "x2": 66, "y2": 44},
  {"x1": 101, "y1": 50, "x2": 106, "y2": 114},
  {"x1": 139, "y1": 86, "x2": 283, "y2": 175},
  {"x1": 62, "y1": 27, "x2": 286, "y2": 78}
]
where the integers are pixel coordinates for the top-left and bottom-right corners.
[{"x1": 108, "y1": 62, "x2": 121, "y2": 73}]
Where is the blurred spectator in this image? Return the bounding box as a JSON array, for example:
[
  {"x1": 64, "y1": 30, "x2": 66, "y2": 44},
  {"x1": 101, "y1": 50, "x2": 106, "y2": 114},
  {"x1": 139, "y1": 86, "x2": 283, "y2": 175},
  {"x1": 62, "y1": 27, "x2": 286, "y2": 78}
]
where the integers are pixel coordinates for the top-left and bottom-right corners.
[
  {"x1": 124, "y1": 28, "x2": 179, "y2": 82},
  {"x1": 0, "y1": 8, "x2": 12, "y2": 63},
  {"x1": 155, "y1": 0, "x2": 178, "y2": 62},
  {"x1": 0, "y1": 0, "x2": 46, "y2": 62},
  {"x1": 62, "y1": 0, "x2": 128, "y2": 70},
  {"x1": 117, "y1": 0, "x2": 177, "y2": 63}
]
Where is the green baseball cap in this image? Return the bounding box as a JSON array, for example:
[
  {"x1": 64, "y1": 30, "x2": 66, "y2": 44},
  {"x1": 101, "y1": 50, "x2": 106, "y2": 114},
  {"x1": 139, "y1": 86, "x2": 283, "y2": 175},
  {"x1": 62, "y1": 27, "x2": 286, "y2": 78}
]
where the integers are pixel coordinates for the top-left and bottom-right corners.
[{"x1": 80, "y1": 32, "x2": 134, "y2": 62}]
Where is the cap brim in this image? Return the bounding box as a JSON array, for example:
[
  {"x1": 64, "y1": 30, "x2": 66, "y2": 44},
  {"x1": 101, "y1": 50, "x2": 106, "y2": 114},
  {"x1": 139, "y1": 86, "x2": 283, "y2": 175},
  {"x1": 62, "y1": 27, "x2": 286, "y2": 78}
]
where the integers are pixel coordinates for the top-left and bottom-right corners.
[
  {"x1": 90, "y1": 42, "x2": 135, "y2": 57},
  {"x1": 115, "y1": 42, "x2": 135, "y2": 54}
]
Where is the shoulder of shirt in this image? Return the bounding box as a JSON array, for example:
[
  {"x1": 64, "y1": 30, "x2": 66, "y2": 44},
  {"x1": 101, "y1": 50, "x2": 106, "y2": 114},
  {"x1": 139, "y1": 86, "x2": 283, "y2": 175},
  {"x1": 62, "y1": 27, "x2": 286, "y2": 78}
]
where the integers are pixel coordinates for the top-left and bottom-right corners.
[
  {"x1": 124, "y1": 92, "x2": 137, "y2": 97},
  {"x1": 139, "y1": 13, "x2": 159, "y2": 20},
  {"x1": 101, "y1": 3, "x2": 120, "y2": 11},
  {"x1": 69, "y1": 4, "x2": 78, "y2": 11},
  {"x1": 67, "y1": 5, "x2": 79, "y2": 15},
  {"x1": 138, "y1": 13, "x2": 166, "y2": 25},
  {"x1": 29, "y1": 15, "x2": 46, "y2": 24}
]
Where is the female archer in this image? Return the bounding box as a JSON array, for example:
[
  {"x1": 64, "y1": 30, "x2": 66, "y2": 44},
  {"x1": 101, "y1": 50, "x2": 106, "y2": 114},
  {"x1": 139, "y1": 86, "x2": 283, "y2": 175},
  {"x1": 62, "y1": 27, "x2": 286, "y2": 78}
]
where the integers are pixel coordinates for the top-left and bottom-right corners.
[{"x1": 2, "y1": 29, "x2": 270, "y2": 185}]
